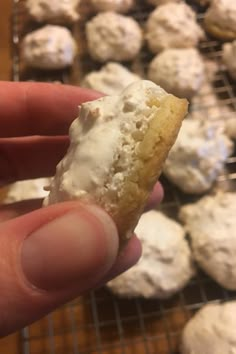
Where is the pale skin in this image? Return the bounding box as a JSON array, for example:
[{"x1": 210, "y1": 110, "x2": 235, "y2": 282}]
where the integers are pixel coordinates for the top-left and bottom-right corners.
[{"x1": 0, "y1": 82, "x2": 163, "y2": 337}]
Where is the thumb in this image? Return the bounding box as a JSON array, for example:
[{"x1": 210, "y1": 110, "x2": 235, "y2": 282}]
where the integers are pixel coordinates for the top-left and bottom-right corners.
[{"x1": 0, "y1": 202, "x2": 119, "y2": 337}]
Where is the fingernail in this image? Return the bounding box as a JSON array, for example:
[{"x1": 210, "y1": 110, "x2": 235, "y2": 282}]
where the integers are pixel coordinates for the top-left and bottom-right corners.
[{"x1": 21, "y1": 205, "x2": 119, "y2": 291}]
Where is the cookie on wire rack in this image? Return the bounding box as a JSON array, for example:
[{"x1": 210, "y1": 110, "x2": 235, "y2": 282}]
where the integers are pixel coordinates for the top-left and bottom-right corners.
[
  {"x1": 148, "y1": 48, "x2": 205, "y2": 99},
  {"x1": 81, "y1": 62, "x2": 141, "y2": 95},
  {"x1": 146, "y1": 2, "x2": 204, "y2": 54},
  {"x1": 181, "y1": 301, "x2": 236, "y2": 354},
  {"x1": 21, "y1": 25, "x2": 77, "y2": 70},
  {"x1": 180, "y1": 192, "x2": 236, "y2": 290},
  {"x1": 164, "y1": 119, "x2": 233, "y2": 194},
  {"x1": 107, "y1": 210, "x2": 195, "y2": 298},
  {"x1": 25, "y1": 0, "x2": 81, "y2": 24},
  {"x1": 85, "y1": 12, "x2": 143, "y2": 62},
  {"x1": 204, "y1": 0, "x2": 236, "y2": 40}
]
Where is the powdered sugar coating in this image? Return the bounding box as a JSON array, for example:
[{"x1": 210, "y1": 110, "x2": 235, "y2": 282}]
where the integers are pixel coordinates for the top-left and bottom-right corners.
[
  {"x1": 164, "y1": 119, "x2": 233, "y2": 194},
  {"x1": 107, "y1": 210, "x2": 195, "y2": 298},
  {"x1": 148, "y1": 48, "x2": 205, "y2": 98},
  {"x1": 180, "y1": 192, "x2": 236, "y2": 289},
  {"x1": 146, "y1": 2, "x2": 204, "y2": 54},
  {"x1": 25, "y1": 0, "x2": 80, "y2": 24},
  {"x1": 86, "y1": 12, "x2": 142, "y2": 62},
  {"x1": 81, "y1": 62, "x2": 140, "y2": 95},
  {"x1": 181, "y1": 302, "x2": 236, "y2": 354},
  {"x1": 22, "y1": 25, "x2": 77, "y2": 69}
]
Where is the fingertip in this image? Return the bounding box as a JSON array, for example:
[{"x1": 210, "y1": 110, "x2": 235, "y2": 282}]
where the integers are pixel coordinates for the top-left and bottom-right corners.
[
  {"x1": 99, "y1": 235, "x2": 142, "y2": 284},
  {"x1": 147, "y1": 181, "x2": 164, "y2": 209},
  {"x1": 123, "y1": 235, "x2": 142, "y2": 266}
]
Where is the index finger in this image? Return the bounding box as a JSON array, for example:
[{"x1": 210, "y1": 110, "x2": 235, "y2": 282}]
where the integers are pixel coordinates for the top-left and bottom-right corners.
[{"x1": 0, "y1": 81, "x2": 103, "y2": 138}]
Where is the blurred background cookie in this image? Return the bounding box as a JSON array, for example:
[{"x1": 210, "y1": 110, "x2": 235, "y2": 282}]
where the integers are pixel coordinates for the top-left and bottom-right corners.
[
  {"x1": 86, "y1": 12, "x2": 143, "y2": 62},
  {"x1": 204, "y1": 0, "x2": 236, "y2": 40},
  {"x1": 148, "y1": 48, "x2": 205, "y2": 99},
  {"x1": 25, "y1": 0, "x2": 80, "y2": 24},
  {"x1": 164, "y1": 120, "x2": 233, "y2": 194},
  {"x1": 107, "y1": 210, "x2": 195, "y2": 298},
  {"x1": 146, "y1": 2, "x2": 204, "y2": 54},
  {"x1": 181, "y1": 302, "x2": 236, "y2": 354},
  {"x1": 81, "y1": 62, "x2": 141, "y2": 95},
  {"x1": 21, "y1": 25, "x2": 77, "y2": 70},
  {"x1": 180, "y1": 192, "x2": 236, "y2": 289}
]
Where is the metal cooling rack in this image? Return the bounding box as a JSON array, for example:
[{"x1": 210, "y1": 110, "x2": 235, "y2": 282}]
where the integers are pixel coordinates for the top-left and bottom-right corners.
[{"x1": 11, "y1": 0, "x2": 236, "y2": 353}]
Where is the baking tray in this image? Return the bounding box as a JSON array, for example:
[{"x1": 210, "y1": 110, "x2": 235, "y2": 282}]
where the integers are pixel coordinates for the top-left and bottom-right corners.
[{"x1": 11, "y1": 0, "x2": 236, "y2": 353}]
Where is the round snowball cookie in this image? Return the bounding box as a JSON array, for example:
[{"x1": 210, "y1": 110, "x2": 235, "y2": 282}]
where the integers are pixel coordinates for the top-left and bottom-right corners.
[
  {"x1": 89, "y1": 0, "x2": 134, "y2": 13},
  {"x1": 107, "y1": 210, "x2": 195, "y2": 298},
  {"x1": 164, "y1": 120, "x2": 233, "y2": 194},
  {"x1": 148, "y1": 48, "x2": 205, "y2": 99},
  {"x1": 146, "y1": 2, "x2": 204, "y2": 54},
  {"x1": 223, "y1": 41, "x2": 236, "y2": 80},
  {"x1": 22, "y1": 25, "x2": 77, "y2": 70},
  {"x1": 180, "y1": 193, "x2": 236, "y2": 290},
  {"x1": 181, "y1": 302, "x2": 236, "y2": 354},
  {"x1": 81, "y1": 62, "x2": 140, "y2": 95},
  {"x1": 25, "y1": 0, "x2": 80, "y2": 24},
  {"x1": 204, "y1": 0, "x2": 236, "y2": 40},
  {"x1": 86, "y1": 12, "x2": 142, "y2": 62}
]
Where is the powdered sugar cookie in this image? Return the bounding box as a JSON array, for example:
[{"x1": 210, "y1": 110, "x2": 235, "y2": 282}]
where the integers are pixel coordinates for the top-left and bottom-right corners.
[
  {"x1": 180, "y1": 192, "x2": 236, "y2": 289},
  {"x1": 148, "y1": 48, "x2": 205, "y2": 99},
  {"x1": 164, "y1": 119, "x2": 233, "y2": 194},
  {"x1": 44, "y1": 80, "x2": 187, "y2": 243},
  {"x1": 81, "y1": 62, "x2": 140, "y2": 95},
  {"x1": 204, "y1": 0, "x2": 236, "y2": 40},
  {"x1": 86, "y1": 12, "x2": 142, "y2": 62},
  {"x1": 25, "y1": 0, "x2": 80, "y2": 24},
  {"x1": 181, "y1": 302, "x2": 236, "y2": 354},
  {"x1": 146, "y1": 2, "x2": 204, "y2": 54},
  {"x1": 107, "y1": 210, "x2": 195, "y2": 298},
  {"x1": 22, "y1": 25, "x2": 77, "y2": 70}
]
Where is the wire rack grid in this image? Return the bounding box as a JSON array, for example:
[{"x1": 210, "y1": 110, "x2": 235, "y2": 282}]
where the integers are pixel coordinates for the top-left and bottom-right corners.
[{"x1": 11, "y1": 0, "x2": 236, "y2": 353}]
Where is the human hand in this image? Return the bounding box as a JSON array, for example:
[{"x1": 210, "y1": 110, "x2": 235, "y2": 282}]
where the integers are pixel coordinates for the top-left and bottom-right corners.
[{"x1": 0, "y1": 81, "x2": 163, "y2": 337}]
